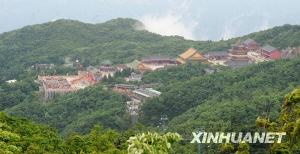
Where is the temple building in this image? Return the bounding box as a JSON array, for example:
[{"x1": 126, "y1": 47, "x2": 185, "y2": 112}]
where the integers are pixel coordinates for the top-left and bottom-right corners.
[
  {"x1": 243, "y1": 38, "x2": 260, "y2": 50},
  {"x1": 82, "y1": 66, "x2": 103, "y2": 83},
  {"x1": 126, "y1": 72, "x2": 142, "y2": 82},
  {"x1": 134, "y1": 62, "x2": 152, "y2": 74},
  {"x1": 132, "y1": 88, "x2": 161, "y2": 101},
  {"x1": 177, "y1": 48, "x2": 210, "y2": 64},
  {"x1": 116, "y1": 64, "x2": 128, "y2": 72},
  {"x1": 225, "y1": 56, "x2": 250, "y2": 69},
  {"x1": 141, "y1": 55, "x2": 177, "y2": 65},
  {"x1": 230, "y1": 41, "x2": 247, "y2": 55},
  {"x1": 258, "y1": 44, "x2": 282, "y2": 59},
  {"x1": 206, "y1": 51, "x2": 229, "y2": 60},
  {"x1": 126, "y1": 59, "x2": 140, "y2": 69},
  {"x1": 100, "y1": 60, "x2": 115, "y2": 77},
  {"x1": 126, "y1": 59, "x2": 151, "y2": 74},
  {"x1": 113, "y1": 84, "x2": 138, "y2": 94}
]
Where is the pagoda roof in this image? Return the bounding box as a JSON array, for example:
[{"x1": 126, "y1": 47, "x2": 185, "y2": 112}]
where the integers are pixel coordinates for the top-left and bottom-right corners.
[
  {"x1": 126, "y1": 59, "x2": 140, "y2": 69},
  {"x1": 243, "y1": 38, "x2": 255, "y2": 45},
  {"x1": 260, "y1": 44, "x2": 277, "y2": 52},
  {"x1": 207, "y1": 51, "x2": 229, "y2": 56}
]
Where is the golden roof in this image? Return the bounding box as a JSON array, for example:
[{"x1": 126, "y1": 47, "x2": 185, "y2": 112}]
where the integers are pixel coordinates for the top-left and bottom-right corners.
[
  {"x1": 135, "y1": 63, "x2": 152, "y2": 70},
  {"x1": 180, "y1": 48, "x2": 198, "y2": 59},
  {"x1": 189, "y1": 52, "x2": 206, "y2": 60}
]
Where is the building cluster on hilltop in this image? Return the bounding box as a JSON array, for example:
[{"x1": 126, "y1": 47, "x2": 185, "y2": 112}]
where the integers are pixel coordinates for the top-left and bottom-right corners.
[
  {"x1": 205, "y1": 38, "x2": 286, "y2": 69},
  {"x1": 35, "y1": 39, "x2": 297, "y2": 102}
]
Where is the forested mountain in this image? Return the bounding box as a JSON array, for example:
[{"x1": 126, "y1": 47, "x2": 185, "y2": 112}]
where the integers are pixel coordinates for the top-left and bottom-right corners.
[
  {"x1": 0, "y1": 18, "x2": 299, "y2": 83},
  {"x1": 0, "y1": 18, "x2": 195, "y2": 83},
  {"x1": 1, "y1": 18, "x2": 300, "y2": 153}
]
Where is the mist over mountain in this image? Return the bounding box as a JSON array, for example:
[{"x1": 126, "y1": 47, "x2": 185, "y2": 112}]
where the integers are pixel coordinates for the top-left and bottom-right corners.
[{"x1": 1, "y1": 0, "x2": 299, "y2": 41}]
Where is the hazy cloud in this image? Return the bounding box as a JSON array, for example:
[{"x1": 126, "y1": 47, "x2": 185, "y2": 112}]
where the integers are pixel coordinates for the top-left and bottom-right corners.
[
  {"x1": 140, "y1": 0, "x2": 199, "y2": 40},
  {"x1": 220, "y1": 14, "x2": 245, "y2": 40},
  {"x1": 256, "y1": 13, "x2": 270, "y2": 31},
  {"x1": 1, "y1": 0, "x2": 299, "y2": 40}
]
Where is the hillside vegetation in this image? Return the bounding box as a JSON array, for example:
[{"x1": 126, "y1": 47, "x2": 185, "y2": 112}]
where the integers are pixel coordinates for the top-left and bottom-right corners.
[
  {"x1": 1, "y1": 18, "x2": 300, "y2": 153},
  {"x1": 6, "y1": 84, "x2": 131, "y2": 138},
  {"x1": 0, "y1": 18, "x2": 299, "y2": 83}
]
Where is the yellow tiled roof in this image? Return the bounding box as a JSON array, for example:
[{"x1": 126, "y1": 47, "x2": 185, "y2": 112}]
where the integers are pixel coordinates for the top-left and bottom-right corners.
[
  {"x1": 176, "y1": 58, "x2": 186, "y2": 64},
  {"x1": 135, "y1": 63, "x2": 151, "y2": 70},
  {"x1": 180, "y1": 48, "x2": 197, "y2": 59},
  {"x1": 192, "y1": 52, "x2": 204, "y2": 58}
]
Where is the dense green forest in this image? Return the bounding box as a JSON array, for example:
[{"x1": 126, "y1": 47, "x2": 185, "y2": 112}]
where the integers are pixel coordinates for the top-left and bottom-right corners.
[
  {"x1": 1, "y1": 111, "x2": 174, "y2": 153},
  {"x1": 1, "y1": 18, "x2": 300, "y2": 153},
  {"x1": 6, "y1": 84, "x2": 132, "y2": 139}
]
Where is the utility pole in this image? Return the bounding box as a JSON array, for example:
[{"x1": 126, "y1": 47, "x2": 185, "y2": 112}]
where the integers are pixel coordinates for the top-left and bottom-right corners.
[
  {"x1": 195, "y1": 126, "x2": 205, "y2": 154},
  {"x1": 160, "y1": 115, "x2": 168, "y2": 134}
]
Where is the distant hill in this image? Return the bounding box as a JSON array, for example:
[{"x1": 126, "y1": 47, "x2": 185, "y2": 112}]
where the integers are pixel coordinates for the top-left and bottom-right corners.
[
  {"x1": 0, "y1": 18, "x2": 299, "y2": 83},
  {"x1": 0, "y1": 18, "x2": 196, "y2": 83}
]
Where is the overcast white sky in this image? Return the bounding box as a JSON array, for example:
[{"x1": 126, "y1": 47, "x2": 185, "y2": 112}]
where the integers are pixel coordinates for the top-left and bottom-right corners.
[{"x1": 1, "y1": 0, "x2": 299, "y2": 41}]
